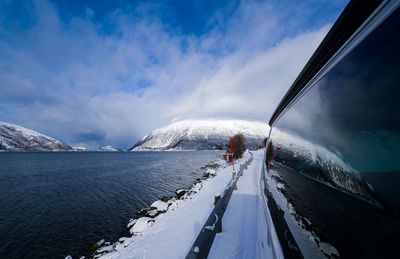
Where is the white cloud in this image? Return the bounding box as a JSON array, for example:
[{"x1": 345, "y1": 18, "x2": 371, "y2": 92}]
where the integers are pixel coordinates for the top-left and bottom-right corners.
[{"x1": 0, "y1": 0, "x2": 332, "y2": 149}]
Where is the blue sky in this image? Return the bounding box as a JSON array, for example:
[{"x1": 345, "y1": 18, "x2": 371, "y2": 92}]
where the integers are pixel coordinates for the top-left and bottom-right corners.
[{"x1": 0, "y1": 0, "x2": 348, "y2": 149}]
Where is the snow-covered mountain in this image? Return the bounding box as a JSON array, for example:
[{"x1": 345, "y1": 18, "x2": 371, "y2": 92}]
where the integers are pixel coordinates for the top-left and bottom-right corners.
[
  {"x1": 0, "y1": 121, "x2": 72, "y2": 151},
  {"x1": 99, "y1": 145, "x2": 121, "y2": 152},
  {"x1": 130, "y1": 119, "x2": 269, "y2": 151}
]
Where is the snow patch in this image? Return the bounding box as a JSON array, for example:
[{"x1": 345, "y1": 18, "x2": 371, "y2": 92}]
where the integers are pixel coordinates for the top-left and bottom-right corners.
[
  {"x1": 204, "y1": 214, "x2": 218, "y2": 231},
  {"x1": 150, "y1": 200, "x2": 168, "y2": 212},
  {"x1": 129, "y1": 217, "x2": 154, "y2": 235}
]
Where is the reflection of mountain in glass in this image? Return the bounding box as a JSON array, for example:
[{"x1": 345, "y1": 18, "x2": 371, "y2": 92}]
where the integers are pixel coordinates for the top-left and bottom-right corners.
[
  {"x1": 270, "y1": 129, "x2": 384, "y2": 208},
  {"x1": 268, "y1": 7, "x2": 400, "y2": 214}
]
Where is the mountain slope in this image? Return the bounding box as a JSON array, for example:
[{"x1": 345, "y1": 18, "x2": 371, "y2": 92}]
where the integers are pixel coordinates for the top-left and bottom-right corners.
[
  {"x1": 0, "y1": 121, "x2": 72, "y2": 151},
  {"x1": 130, "y1": 119, "x2": 269, "y2": 151},
  {"x1": 99, "y1": 145, "x2": 121, "y2": 151}
]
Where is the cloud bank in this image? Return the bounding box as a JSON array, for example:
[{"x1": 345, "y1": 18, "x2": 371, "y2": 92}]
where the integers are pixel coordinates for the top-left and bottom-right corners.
[{"x1": 0, "y1": 0, "x2": 345, "y2": 149}]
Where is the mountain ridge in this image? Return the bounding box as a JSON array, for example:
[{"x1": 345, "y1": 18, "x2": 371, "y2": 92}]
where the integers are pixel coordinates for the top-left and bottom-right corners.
[
  {"x1": 0, "y1": 121, "x2": 73, "y2": 151},
  {"x1": 130, "y1": 119, "x2": 269, "y2": 151}
]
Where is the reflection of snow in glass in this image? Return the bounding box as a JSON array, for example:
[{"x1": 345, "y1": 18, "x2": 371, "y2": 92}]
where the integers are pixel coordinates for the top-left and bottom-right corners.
[
  {"x1": 271, "y1": 128, "x2": 382, "y2": 206},
  {"x1": 272, "y1": 128, "x2": 357, "y2": 174}
]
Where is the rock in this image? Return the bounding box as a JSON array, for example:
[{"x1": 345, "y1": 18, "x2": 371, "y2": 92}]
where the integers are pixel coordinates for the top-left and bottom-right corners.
[
  {"x1": 300, "y1": 216, "x2": 312, "y2": 229},
  {"x1": 161, "y1": 196, "x2": 169, "y2": 202},
  {"x1": 90, "y1": 239, "x2": 105, "y2": 251},
  {"x1": 136, "y1": 208, "x2": 149, "y2": 216},
  {"x1": 146, "y1": 209, "x2": 159, "y2": 217},
  {"x1": 150, "y1": 200, "x2": 168, "y2": 212},
  {"x1": 116, "y1": 237, "x2": 133, "y2": 249},
  {"x1": 129, "y1": 217, "x2": 155, "y2": 235},
  {"x1": 118, "y1": 237, "x2": 130, "y2": 243},
  {"x1": 176, "y1": 189, "x2": 186, "y2": 199},
  {"x1": 207, "y1": 169, "x2": 217, "y2": 176},
  {"x1": 201, "y1": 161, "x2": 220, "y2": 170},
  {"x1": 319, "y1": 242, "x2": 340, "y2": 258},
  {"x1": 127, "y1": 219, "x2": 138, "y2": 229},
  {"x1": 203, "y1": 172, "x2": 211, "y2": 178},
  {"x1": 95, "y1": 245, "x2": 114, "y2": 254}
]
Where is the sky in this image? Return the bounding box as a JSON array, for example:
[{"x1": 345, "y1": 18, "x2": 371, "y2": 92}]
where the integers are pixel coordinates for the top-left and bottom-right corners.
[{"x1": 0, "y1": 0, "x2": 348, "y2": 149}]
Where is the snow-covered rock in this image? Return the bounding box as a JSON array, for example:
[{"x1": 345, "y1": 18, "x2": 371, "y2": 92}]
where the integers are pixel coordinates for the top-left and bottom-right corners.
[
  {"x1": 127, "y1": 219, "x2": 138, "y2": 229},
  {"x1": 129, "y1": 217, "x2": 154, "y2": 235},
  {"x1": 146, "y1": 209, "x2": 158, "y2": 217},
  {"x1": 130, "y1": 119, "x2": 269, "y2": 151},
  {"x1": 319, "y1": 242, "x2": 340, "y2": 257},
  {"x1": 150, "y1": 200, "x2": 168, "y2": 212},
  {"x1": 98, "y1": 145, "x2": 121, "y2": 152},
  {"x1": 176, "y1": 189, "x2": 187, "y2": 199},
  {"x1": 0, "y1": 121, "x2": 72, "y2": 151}
]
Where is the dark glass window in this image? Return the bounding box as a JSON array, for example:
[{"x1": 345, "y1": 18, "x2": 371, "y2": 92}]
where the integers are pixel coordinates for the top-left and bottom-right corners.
[{"x1": 268, "y1": 6, "x2": 400, "y2": 258}]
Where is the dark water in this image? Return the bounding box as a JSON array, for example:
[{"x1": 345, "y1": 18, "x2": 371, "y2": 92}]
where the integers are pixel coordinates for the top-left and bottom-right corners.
[{"x1": 0, "y1": 151, "x2": 219, "y2": 259}]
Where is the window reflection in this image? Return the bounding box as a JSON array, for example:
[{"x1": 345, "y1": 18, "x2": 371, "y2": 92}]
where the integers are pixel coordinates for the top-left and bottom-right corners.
[{"x1": 267, "y1": 5, "x2": 400, "y2": 258}]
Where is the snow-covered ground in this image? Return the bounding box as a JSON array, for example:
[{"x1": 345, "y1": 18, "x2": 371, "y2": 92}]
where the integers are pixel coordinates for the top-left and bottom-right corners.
[
  {"x1": 208, "y1": 149, "x2": 268, "y2": 259},
  {"x1": 95, "y1": 151, "x2": 256, "y2": 259}
]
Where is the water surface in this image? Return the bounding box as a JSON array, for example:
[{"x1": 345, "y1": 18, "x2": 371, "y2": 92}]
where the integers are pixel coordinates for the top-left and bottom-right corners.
[{"x1": 0, "y1": 151, "x2": 219, "y2": 258}]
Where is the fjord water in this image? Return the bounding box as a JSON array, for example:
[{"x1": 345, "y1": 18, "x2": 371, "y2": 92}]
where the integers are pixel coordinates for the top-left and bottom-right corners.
[{"x1": 0, "y1": 151, "x2": 219, "y2": 258}]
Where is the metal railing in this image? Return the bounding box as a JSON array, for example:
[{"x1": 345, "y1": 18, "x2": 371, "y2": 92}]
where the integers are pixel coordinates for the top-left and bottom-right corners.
[{"x1": 186, "y1": 152, "x2": 254, "y2": 259}]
